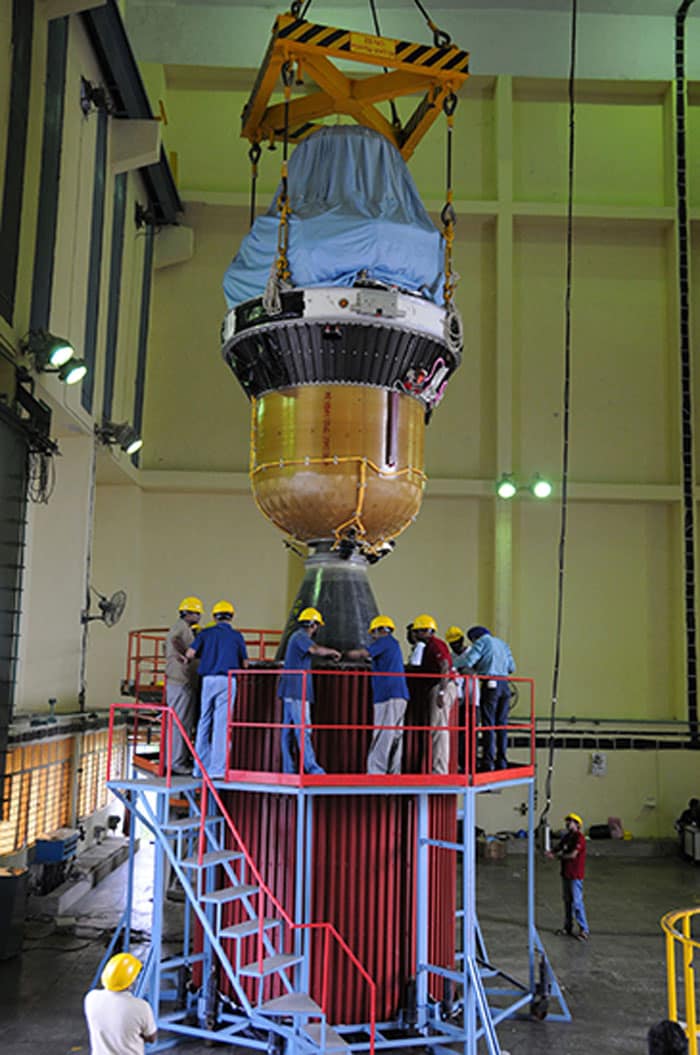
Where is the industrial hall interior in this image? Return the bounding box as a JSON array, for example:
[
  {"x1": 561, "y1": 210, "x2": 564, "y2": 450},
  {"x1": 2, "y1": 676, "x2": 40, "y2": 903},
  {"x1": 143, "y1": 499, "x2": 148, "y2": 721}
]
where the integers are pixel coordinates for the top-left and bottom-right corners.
[{"x1": 5, "y1": 0, "x2": 700, "y2": 1053}]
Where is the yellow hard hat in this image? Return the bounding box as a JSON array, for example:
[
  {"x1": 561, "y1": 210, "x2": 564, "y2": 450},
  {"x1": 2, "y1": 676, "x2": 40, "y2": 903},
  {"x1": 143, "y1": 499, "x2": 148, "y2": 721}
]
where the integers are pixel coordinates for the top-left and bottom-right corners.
[
  {"x1": 179, "y1": 596, "x2": 203, "y2": 615},
  {"x1": 101, "y1": 952, "x2": 143, "y2": 992},
  {"x1": 445, "y1": 625, "x2": 465, "y2": 643},
  {"x1": 298, "y1": 607, "x2": 324, "y2": 625},
  {"x1": 369, "y1": 615, "x2": 395, "y2": 633},
  {"x1": 212, "y1": 600, "x2": 235, "y2": 616},
  {"x1": 565, "y1": 812, "x2": 583, "y2": 827},
  {"x1": 412, "y1": 613, "x2": 438, "y2": 632}
]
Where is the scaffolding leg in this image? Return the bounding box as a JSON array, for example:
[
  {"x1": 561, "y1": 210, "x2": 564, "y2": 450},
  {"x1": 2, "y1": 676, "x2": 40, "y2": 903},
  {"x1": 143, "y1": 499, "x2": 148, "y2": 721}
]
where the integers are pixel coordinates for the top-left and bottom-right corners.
[
  {"x1": 416, "y1": 792, "x2": 430, "y2": 1030},
  {"x1": 463, "y1": 789, "x2": 477, "y2": 1055}
]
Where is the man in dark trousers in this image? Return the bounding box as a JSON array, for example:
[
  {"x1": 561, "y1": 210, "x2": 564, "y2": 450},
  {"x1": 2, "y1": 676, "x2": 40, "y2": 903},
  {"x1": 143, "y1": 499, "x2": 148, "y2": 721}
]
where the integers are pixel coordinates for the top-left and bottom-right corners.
[
  {"x1": 547, "y1": 811, "x2": 589, "y2": 941},
  {"x1": 278, "y1": 607, "x2": 341, "y2": 775},
  {"x1": 462, "y1": 625, "x2": 515, "y2": 770},
  {"x1": 345, "y1": 615, "x2": 409, "y2": 774},
  {"x1": 411, "y1": 614, "x2": 457, "y2": 774},
  {"x1": 185, "y1": 600, "x2": 248, "y2": 779}
]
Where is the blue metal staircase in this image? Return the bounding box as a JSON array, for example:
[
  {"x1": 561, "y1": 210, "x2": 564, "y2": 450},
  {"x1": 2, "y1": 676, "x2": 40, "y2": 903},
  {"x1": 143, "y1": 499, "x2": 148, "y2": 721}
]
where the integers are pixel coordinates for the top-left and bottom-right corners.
[{"x1": 105, "y1": 773, "x2": 355, "y2": 1053}]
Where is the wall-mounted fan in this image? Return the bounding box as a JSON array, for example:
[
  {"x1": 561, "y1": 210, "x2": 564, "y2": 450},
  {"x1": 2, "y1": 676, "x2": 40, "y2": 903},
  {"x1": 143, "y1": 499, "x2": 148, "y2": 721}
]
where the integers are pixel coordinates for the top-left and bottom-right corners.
[{"x1": 81, "y1": 586, "x2": 127, "y2": 628}]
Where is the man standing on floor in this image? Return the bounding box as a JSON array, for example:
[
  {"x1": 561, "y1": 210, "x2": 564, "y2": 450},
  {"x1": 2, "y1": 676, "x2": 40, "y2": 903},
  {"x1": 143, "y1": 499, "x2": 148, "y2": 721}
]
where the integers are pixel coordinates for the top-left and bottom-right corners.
[
  {"x1": 185, "y1": 600, "x2": 248, "y2": 779},
  {"x1": 547, "y1": 811, "x2": 589, "y2": 942},
  {"x1": 164, "y1": 596, "x2": 203, "y2": 774},
  {"x1": 462, "y1": 625, "x2": 515, "y2": 771},
  {"x1": 84, "y1": 952, "x2": 157, "y2": 1055},
  {"x1": 411, "y1": 614, "x2": 457, "y2": 775},
  {"x1": 345, "y1": 615, "x2": 409, "y2": 775},
  {"x1": 278, "y1": 608, "x2": 341, "y2": 775}
]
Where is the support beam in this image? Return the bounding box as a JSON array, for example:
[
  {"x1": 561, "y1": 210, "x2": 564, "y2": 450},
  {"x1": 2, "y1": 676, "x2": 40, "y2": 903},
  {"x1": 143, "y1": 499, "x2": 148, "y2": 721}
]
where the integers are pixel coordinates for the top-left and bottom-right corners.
[
  {"x1": 110, "y1": 118, "x2": 161, "y2": 175},
  {"x1": 41, "y1": 0, "x2": 105, "y2": 18}
]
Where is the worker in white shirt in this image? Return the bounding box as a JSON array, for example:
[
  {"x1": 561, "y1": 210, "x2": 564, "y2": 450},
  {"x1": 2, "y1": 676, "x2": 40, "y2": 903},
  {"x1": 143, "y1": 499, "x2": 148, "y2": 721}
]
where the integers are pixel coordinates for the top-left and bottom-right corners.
[{"x1": 84, "y1": 952, "x2": 157, "y2": 1055}]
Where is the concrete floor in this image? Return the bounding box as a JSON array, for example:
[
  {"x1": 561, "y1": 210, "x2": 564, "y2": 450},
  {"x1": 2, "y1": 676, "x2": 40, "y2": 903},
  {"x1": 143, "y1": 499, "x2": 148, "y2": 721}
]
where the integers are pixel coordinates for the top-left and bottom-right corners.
[{"x1": 1, "y1": 839, "x2": 698, "y2": 1054}]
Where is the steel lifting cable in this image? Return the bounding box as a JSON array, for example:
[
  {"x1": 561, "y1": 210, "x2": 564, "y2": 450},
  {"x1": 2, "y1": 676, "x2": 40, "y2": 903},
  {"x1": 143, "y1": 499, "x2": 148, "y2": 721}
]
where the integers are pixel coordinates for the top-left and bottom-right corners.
[
  {"x1": 410, "y1": 0, "x2": 451, "y2": 47},
  {"x1": 539, "y1": 0, "x2": 578, "y2": 837},
  {"x1": 263, "y1": 60, "x2": 295, "y2": 314},
  {"x1": 368, "y1": 0, "x2": 402, "y2": 130},
  {"x1": 276, "y1": 61, "x2": 294, "y2": 285},
  {"x1": 441, "y1": 92, "x2": 458, "y2": 309},
  {"x1": 248, "y1": 142, "x2": 262, "y2": 229}
]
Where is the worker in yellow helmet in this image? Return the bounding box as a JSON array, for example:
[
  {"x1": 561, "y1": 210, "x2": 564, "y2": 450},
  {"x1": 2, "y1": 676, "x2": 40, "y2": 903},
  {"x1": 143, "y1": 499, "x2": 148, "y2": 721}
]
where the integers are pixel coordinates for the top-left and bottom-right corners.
[
  {"x1": 546, "y1": 812, "x2": 589, "y2": 942},
  {"x1": 185, "y1": 601, "x2": 248, "y2": 779},
  {"x1": 164, "y1": 596, "x2": 204, "y2": 774},
  {"x1": 411, "y1": 614, "x2": 457, "y2": 775},
  {"x1": 278, "y1": 608, "x2": 341, "y2": 775},
  {"x1": 346, "y1": 615, "x2": 409, "y2": 775},
  {"x1": 84, "y1": 952, "x2": 157, "y2": 1053}
]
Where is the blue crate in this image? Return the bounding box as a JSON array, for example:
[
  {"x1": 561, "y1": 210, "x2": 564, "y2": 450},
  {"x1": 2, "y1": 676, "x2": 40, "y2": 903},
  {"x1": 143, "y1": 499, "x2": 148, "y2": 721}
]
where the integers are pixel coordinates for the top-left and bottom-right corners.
[{"x1": 34, "y1": 829, "x2": 79, "y2": 863}]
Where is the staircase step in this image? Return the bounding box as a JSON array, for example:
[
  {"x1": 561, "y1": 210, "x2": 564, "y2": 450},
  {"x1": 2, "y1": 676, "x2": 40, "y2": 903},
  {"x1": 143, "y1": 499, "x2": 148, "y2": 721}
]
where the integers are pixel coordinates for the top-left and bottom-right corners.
[
  {"x1": 259, "y1": 993, "x2": 323, "y2": 1016},
  {"x1": 239, "y1": 952, "x2": 303, "y2": 977},
  {"x1": 162, "y1": 816, "x2": 216, "y2": 832},
  {"x1": 201, "y1": 884, "x2": 258, "y2": 905},
  {"x1": 181, "y1": 850, "x2": 243, "y2": 868},
  {"x1": 304, "y1": 1023, "x2": 349, "y2": 1050},
  {"x1": 219, "y1": 918, "x2": 280, "y2": 940}
]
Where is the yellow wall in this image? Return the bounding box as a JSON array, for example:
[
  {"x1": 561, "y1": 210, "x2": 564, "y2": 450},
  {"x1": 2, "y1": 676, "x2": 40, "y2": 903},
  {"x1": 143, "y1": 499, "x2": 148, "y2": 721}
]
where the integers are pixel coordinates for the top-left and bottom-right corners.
[{"x1": 3, "y1": 8, "x2": 159, "y2": 714}]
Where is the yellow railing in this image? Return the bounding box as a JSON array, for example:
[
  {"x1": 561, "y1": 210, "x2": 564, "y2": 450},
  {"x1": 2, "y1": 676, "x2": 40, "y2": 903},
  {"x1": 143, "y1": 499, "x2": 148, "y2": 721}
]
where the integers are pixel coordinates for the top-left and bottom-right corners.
[{"x1": 662, "y1": 907, "x2": 700, "y2": 1055}]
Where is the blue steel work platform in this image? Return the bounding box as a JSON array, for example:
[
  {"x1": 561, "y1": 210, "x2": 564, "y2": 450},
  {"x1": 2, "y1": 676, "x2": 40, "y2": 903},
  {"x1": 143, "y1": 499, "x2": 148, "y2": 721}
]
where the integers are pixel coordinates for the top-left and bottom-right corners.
[{"x1": 102, "y1": 665, "x2": 570, "y2": 1054}]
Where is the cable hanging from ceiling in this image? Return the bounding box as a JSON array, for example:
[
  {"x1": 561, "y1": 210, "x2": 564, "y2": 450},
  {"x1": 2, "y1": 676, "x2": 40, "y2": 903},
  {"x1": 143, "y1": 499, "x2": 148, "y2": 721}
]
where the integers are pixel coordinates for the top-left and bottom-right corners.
[
  {"x1": 674, "y1": 0, "x2": 698, "y2": 746},
  {"x1": 538, "y1": 0, "x2": 578, "y2": 839}
]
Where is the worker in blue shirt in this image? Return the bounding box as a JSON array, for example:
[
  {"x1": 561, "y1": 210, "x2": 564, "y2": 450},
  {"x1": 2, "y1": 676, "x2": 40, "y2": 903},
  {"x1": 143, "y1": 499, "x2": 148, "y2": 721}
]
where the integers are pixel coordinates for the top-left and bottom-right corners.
[
  {"x1": 346, "y1": 615, "x2": 409, "y2": 775},
  {"x1": 462, "y1": 626, "x2": 515, "y2": 771},
  {"x1": 185, "y1": 600, "x2": 248, "y2": 779},
  {"x1": 278, "y1": 607, "x2": 341, "y2": 775}
]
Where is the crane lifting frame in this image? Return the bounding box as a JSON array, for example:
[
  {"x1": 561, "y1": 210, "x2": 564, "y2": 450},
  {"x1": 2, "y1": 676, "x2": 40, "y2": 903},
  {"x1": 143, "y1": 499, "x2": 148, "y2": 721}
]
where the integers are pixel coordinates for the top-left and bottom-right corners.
[{"x1": 240, "y1": 12, "x2": 470, "y2": 159}]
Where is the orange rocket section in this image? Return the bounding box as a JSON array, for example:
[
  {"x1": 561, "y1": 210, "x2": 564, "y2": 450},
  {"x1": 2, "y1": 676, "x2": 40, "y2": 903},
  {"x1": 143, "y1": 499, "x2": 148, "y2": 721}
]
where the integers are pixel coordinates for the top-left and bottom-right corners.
[{"x1": 250, "y1": 385, "x2": 426, "y2": 548}]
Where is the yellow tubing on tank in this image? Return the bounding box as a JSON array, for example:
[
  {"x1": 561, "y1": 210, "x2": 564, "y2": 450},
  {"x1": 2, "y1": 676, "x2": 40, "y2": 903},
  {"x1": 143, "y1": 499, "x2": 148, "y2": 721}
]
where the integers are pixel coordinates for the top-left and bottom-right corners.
[{"x1": 249, "y1": 385, "x2": 426, "y2": 547}]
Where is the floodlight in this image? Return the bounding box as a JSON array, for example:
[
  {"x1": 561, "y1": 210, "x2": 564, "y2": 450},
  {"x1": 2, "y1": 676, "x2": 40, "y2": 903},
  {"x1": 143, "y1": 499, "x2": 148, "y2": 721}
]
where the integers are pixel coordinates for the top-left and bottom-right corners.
[
  {"x1": 59, "y1": 359, "x2": 88, "y2": 385},
  {"x1": 496, "y1": 474, "x2": 517, "y2": 499},
  {"x1": 22, "y1": 330, "x2": 76, "y2": 371},
  {"x1": 531, "y1": 475, "x2": 553, "y2": 499},
  {"x1": 96, "y1": 420, "x2": 143, "y2": 456}
]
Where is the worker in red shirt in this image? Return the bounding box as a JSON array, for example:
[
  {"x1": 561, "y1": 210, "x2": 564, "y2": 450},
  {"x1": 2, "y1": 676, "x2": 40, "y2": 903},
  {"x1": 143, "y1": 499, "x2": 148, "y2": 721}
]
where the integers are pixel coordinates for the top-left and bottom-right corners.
[
  {"x1": 547, "y1": 811, "x2": 589, "y2": 941},
  {"x1": 411, "y1": 614, "x2": 458, "y2": 774}
]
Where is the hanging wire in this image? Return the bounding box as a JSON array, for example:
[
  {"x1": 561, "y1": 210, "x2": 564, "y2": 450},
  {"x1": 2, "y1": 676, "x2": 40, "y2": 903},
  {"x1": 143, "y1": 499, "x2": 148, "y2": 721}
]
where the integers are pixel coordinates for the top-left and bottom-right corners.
[
  {"x1": 539, "y1": 0, "x2": 578, "y2": 835},
  {"x1": 675, "y1": 0, "x2": 698, "y2": 745},
  {"x1": 368, "y1": 0, "x2": 402, "y2": 130}
]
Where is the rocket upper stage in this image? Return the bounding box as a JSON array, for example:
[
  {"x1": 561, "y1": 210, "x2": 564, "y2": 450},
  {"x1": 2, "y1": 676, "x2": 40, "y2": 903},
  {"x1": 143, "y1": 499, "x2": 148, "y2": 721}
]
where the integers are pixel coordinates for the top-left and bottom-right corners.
[
  {"x1": 221, "y1": 123, "x2": 463, "y2": 557},
  {"x1": 223, "y1": 126, "x2": 445, "y2": 309}
]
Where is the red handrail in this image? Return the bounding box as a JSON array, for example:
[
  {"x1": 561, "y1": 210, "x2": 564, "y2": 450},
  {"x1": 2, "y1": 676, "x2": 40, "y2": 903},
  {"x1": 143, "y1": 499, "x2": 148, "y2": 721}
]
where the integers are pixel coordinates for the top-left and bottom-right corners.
[
  {"x1": 223, "y1": 668, "x2": 536, "y2": 786},
  {"x1": 107, "y1": 700, "x2": 377, "y2": 1048}
]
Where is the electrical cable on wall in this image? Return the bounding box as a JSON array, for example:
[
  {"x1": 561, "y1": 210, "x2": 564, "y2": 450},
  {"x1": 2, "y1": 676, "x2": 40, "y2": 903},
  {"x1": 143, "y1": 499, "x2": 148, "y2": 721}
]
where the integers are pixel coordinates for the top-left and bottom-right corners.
[
  {"x1": 538, "y1": 0, "x2": 578, "y2": 838},
  {"x1": 674, "y1": 0, "x2": 698, "y2": 746}
]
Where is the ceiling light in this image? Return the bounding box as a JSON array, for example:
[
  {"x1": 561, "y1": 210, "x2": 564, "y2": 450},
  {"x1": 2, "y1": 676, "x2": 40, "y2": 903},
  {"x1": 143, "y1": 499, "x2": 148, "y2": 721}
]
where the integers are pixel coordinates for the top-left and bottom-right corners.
[{"x1": 496, "y1": 474, "x2": 517, "y2": 499}]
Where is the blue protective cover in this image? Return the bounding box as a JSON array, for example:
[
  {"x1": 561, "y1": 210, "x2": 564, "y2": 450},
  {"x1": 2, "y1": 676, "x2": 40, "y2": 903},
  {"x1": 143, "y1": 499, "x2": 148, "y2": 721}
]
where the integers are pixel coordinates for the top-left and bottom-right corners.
[{"x1": 223, "y1": 125, "x2": 444, "y2": 309}]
